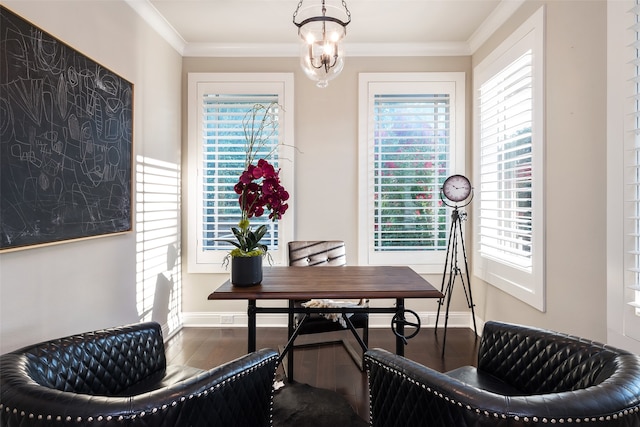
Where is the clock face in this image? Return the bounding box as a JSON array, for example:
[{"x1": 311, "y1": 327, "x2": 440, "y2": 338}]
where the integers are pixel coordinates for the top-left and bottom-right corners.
[{"x1": 442, "y1": 174, "x2": 472, "y2": 202}]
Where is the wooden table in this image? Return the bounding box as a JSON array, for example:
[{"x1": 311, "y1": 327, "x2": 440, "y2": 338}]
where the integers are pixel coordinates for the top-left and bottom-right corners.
[{"x1": 208, "y1": 265, "x2": 443, "y2": 358}]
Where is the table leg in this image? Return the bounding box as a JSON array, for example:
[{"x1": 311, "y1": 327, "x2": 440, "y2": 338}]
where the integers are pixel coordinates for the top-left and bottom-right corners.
[
  {"x1": 396, "y1": 298, "x2": 405, "y2": 356},
  {"x1": 287, "y1": 299, "x2": 295, "y2": 381},
  {"x1": 248, "y1": 299, "x2": 256, "y2": 353}
]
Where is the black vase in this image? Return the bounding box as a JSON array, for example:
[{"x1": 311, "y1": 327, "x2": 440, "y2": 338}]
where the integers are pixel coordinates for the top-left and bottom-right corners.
[{"x1": 231, "y1": 255, "x2": 263, "y2": 287}]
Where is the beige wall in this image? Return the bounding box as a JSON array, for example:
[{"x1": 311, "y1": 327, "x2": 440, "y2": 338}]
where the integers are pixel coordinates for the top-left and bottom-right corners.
[
  {"x1": 0, "y1": 1, "x2": 182, "y2": 353},
  {"x1": 0, "y1": 0, "x2": 612, "y2": 352},
  {"x1": 181, "y1": 56, "x2": 475, "y2": 320},
  {"x1": 471, "y1": 0, "x2": 608, "y2": 340},
  {"x1": 182, "y1": 0, "x2": 611, "y2": 343}
]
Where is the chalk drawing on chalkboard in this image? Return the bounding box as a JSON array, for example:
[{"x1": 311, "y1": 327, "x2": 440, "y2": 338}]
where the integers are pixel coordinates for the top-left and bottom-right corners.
[{"x1": 0, "y1": 5, "x2": 133, "y2": 252}]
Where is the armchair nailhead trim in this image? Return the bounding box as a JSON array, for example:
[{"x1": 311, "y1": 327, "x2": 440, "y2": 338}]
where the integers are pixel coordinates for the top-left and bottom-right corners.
[
  {"x1": 0, "y1": 354, "x2": 279, "y2": 424},
  {"x1": 365, "y1": 356, "x2": 640, "y2": 424}
]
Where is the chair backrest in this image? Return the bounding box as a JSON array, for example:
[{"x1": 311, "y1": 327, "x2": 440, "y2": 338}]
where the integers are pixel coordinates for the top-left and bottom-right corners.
[
  {"x1": 478, "y1": 321, "x2": 622, "y2": 394},
  {"x1": 288, "y1": 240, "x2": 366, "y2": 307},
  {"x1": 288, "y1": 241, "x2": 346, "y2": 266},
  {"x1": 12, "y1": 322, "x2": 166, "y2": 395}
]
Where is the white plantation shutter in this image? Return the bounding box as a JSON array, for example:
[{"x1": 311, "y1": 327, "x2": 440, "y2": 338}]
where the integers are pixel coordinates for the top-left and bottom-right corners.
[
  {"x1": 358, "y1": 73, "x2": 466, "y2": 272},
  {"x1": 200, "y1": 94, "x2": 279, "y2": 252},
  {"x1": 625, "y1": 1, "x2": 640, "y2": 338},
  {"x1": 373, "y1": 94, "x2": 450, "y2": 252},
  {"x1": 473, "y1": 8, "x2": 544, "y2": 311},
  {"x1": 187, "y1": 73, "x2": 294, "y2": 273},
  {"x1": 477, "y1": 52, "x2": 533, "y2": 270}
]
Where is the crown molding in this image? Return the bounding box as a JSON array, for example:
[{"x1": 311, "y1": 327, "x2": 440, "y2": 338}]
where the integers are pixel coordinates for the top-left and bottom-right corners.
[
  {"x1": 346, "y1": 42, "x2": 473, "y2": 57},
  {"x1": 126, "y1": 0, "x2": 525, "y2": 58},
  {"x1": 124, "y1": 0, "x2": 186, "y2": 55},
  {"x1": 182, "y1": 41, "x2": 473, "y2": 58},
  {"x1": 183, "y1": 43, "x2": 297, "y2": 57},
  {"x1": 467, "y1": 0, "x2": 526, "y2": 53}
]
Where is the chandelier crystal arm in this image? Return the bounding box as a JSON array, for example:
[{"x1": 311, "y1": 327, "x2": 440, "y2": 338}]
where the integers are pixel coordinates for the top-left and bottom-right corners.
[{"x1": 306, "y1": 43, "x2": 338, "y2": 72}]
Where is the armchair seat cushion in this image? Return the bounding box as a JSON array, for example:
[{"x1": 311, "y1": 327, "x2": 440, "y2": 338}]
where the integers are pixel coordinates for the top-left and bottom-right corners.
[
  {"x1": 445, "y1": 366, "x2": 524, "y2": 396},
  {"x1": 116, "y1": 365, "x2": 206, "y2": 396}
]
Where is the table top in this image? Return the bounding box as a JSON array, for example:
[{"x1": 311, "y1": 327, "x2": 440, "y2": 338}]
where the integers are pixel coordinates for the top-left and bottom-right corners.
[{"x1": 208, "y1": 265, "x2": 443, "y2": 300}]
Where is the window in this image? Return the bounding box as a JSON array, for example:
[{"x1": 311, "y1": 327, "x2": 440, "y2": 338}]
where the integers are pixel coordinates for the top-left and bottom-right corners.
[
  {"x1": 473, "y1": 7, "x2": 545, "y2": 311},
  {"x1": 608, "y1": 0, "x2": 640, "y2": 350},
  {"x1": 358, "y1": 73, "x2": 466, "y2": 273},
  {"x1": 623, "y1": 0, "x2": 640, "y2": 340},
  {"x1": 187, "y1": 74, "x2": 294, "y2": 273}
]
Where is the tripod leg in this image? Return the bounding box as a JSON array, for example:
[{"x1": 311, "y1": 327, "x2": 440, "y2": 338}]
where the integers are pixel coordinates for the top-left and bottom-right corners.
[
  {"x1": 457, "y1": 271, "x2": 477, "y2": 337},
  {"x1": 457, "y1": 223, "x2": 477, "y2": 336},
  {"x1": 435, "y1": 218, "x2": 456, "y2": 331},
  {"x1": 441, "y1": 269, "x2": 456, "y2": 356},
  {"x1": 441, "y1": 217, "x2": 461, "y2": 353}
]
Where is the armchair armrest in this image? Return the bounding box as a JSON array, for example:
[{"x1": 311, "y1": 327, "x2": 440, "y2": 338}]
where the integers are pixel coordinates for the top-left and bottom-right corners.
[{"x1": 365, "y1": 348, "x2": 509, "y2": 427}]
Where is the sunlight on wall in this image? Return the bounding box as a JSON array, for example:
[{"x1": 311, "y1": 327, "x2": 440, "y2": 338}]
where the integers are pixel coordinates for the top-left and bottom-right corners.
[{"x1": 135, "y1": 155, "x2": 182, "y2": 336}]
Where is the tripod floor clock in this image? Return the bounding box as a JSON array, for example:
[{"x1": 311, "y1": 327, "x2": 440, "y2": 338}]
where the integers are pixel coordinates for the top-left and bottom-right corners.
[{"x1": 435, "y1": 174, "x2": 477, "y2": 354}]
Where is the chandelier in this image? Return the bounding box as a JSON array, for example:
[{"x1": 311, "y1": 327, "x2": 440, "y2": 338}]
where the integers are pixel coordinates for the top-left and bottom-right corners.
[{"x1": 292, "y1": 0, "x2": 351, "y2": 88}]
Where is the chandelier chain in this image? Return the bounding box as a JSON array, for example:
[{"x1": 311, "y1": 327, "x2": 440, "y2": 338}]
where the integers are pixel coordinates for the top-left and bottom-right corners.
[
  {"x1": 292, "y1": 0, "x2": 304, "y2": 22},
  {"x1": 293, "y1": 0, "x2": 351, "y2": 24},
  {"x1": 341, "y1": 0, "x2": 351, "y2": 20}
]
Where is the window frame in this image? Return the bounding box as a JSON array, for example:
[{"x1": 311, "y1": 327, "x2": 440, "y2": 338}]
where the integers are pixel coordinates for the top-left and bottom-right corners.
[
  {"x1": 607, "y1": 0, "x2": 640, "y2": 351},
  {"x1": 624, "y1": 0, "x2": 640, "y2": 342},
  {"x1": 472, "y1": 7, "x2": 545, "y2": 311},
  {"x1": 186, "y1": 73, "x2": 294, "y2": 273},
  {"x1": 357, "y1": 72, "x2": 466, "y2": 274}
]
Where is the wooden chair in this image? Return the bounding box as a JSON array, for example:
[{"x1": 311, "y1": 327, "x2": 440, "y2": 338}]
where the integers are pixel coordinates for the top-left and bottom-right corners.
[{"x1": 283, "y1": 241, "x2": 369, "y2": 381}]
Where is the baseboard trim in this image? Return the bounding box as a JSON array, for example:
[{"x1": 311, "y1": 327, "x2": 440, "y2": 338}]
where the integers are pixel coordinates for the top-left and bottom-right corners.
[{"x1": 182, "y1": 311, "x2": 477, "y2": 330}]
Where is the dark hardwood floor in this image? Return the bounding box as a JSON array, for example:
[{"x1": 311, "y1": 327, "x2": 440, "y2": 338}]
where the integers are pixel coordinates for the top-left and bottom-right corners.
[{"x1": 165, "y1": 326, "x2": 479, "y2": 421}]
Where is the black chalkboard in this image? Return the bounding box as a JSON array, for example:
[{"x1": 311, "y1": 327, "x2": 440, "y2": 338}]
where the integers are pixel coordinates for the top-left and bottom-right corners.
[{"x1": 0, "y1": 6, "x2": 133, "y2": 251}]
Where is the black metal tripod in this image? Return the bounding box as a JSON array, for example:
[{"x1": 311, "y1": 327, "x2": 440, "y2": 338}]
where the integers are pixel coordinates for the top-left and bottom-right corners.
[{"x1": 435, "y1": 206, "x2": 477, "y2": 354}]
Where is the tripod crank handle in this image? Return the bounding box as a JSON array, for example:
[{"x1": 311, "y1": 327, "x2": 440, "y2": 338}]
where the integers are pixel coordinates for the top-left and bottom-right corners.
[{"x1": 390, "y1": 309, "x2": 421, "y2": 345}]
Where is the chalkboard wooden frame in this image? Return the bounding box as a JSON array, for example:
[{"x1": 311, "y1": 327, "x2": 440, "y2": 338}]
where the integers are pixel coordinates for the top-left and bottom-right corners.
[{"x1": 0, "y1": 6, "x2": 133, "y2": 252}]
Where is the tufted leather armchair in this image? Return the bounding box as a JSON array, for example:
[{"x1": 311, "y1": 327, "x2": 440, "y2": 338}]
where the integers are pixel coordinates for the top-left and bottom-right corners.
[
  {"x1": 0, "y1": 322, "x2": 279, "y2": 427},
  {"x1": 365, "y1": 321, "x2": 640, "y2": 427}
]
